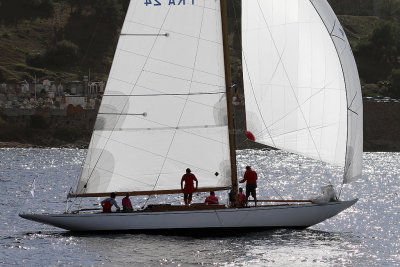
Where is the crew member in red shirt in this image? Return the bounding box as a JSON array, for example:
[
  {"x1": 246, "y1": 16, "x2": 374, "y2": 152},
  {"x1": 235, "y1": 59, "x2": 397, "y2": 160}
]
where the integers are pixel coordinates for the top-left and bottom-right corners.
[
  {"x1": 122, "y1": 193, "x2": 133, "y2": 212},
  {"x1": 239, "y1": 166, "x2": 258, "y2": 206},
  {"x1": 205, "y1": 191, "x2": 219, "y2": 205},
  {"x1": 101, "y1": 192, "x2": 120, "y2": 213},
  {"x1": 181, "y1": 168, "x2": 198, "y2": 205},
  {"x1": 238, "y1": 187, "x2": 247, "y2": 207}
]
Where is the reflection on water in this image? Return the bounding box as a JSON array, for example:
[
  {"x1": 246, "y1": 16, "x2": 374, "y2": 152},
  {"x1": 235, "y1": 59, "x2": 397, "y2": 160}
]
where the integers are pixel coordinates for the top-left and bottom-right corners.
[
  {"x1": 1, "y1": 229, "x2": 362, "y2": 266},
  {"x1": 0, "y1": 149, "x2": 399, "y2": 266}
]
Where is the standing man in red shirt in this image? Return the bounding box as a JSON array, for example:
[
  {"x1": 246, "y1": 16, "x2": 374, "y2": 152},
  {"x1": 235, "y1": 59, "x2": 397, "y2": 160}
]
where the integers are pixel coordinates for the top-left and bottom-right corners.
[
  {"x1": 181, "y1": 168, "x2": 198, "y2": 205},
  {"x1": 239, "y1": 166, "x2": 258, "y2": 206}
]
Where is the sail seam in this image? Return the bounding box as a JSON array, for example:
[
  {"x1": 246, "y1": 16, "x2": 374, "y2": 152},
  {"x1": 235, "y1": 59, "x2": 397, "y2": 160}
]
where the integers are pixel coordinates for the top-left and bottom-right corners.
[
  {"x1": 120, "y1": 33, "x2": 168, "y2": 36},
  {"x1": 95, "y1": 125, "x2": 228, "y2": 131},
  {"x1": 258, "y1": 121, "x2": 341, "y2": 141},
  {"x1": 125, "y1": 19, "x2": 223, "y2": 45},
  {"x1": 248, "y1": 83, "x2": 343, "y2": 91},
  {"x1": 104, "y1": 81, "x2": 225, "y2": 109},
  {"x1": 259, "y1": 82, "x2": 339, "y2": 132},
  {"x1": 109, "y1": 71, "x2": 223, "y2": 89},
  {"x1": 255, "y1": 0, "x2": 323, "y2": 161},
  {"x1": 103, "y1": 92, "x2": 225, "y2": 97},
  {"x1": 91, "y1": 132, "x2": 228, "y2": 172},
  {"x1": 117, "y1": 47, "x2": 225, "y2": 78},
  {"x1": 309, "y1": 0, "x2": 351, "y2": 183},
  {"x1": 243, "y1": 0, "x2": 323, "y2": 161},
  {"x1": 150, "y1": 1, "x2": 208, "y2": 192},
  {"x1": 142, "y1": 70, "x2": 224, "y2": 88},
  {"x1": 79, "y1": 5, "x2": 174, "y2": 194}
]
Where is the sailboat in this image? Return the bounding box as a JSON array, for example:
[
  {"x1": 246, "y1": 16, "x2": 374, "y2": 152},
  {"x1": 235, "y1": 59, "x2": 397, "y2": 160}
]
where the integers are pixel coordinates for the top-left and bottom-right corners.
[{"x1": 20, "y1": 0, "x2": 362, "y2": 232}]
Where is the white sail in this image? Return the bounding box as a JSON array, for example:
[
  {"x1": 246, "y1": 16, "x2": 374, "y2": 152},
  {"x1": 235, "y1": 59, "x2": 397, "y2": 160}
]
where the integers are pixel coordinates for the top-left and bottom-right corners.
[
  {"x1": 242, "y1": 0, "x2": 363, "y2": 183},
  {"x1": 75, "y1": 0, "x2": 231, "y2": 195}
]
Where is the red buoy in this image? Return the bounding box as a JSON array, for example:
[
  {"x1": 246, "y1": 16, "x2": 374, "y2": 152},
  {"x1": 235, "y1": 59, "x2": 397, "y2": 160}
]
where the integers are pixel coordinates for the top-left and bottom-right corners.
[{"x1": 246, "y1": 131, "x2": 255, "y2": 141}]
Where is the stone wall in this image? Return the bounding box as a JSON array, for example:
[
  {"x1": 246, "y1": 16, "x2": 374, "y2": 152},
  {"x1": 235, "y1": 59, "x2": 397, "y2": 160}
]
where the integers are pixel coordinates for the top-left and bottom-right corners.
[
  {"x1": 233, "y1": 101, "x2": 400, "y2": 152},
  {"x1": 0, "y1": 108, "x2": 97, "y2": 148},
  {"x1": 0, "y1": 102, "x2": 399, "y2": 151},
  {"x1": 363, "y1": 102, "x2": 400, "y2": 152}
]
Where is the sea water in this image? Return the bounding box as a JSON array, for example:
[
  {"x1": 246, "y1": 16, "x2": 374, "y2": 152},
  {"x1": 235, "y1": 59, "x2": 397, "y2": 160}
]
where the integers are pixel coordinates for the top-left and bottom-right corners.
[{"x1": 0, "y1": 148, "x2": 399, "y2": 266}]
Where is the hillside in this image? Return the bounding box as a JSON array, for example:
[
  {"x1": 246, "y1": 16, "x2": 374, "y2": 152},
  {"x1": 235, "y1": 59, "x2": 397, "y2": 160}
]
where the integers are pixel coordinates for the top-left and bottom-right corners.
[
  {"x1": 0, "y1": 0, "x2": 126, "y2": 83},
  {"x1": 1, "y1": 1, "x2": 399, "y2": 99},
  {"x1": 1, "y1": 0, "x2": 400, "y2": 151}
]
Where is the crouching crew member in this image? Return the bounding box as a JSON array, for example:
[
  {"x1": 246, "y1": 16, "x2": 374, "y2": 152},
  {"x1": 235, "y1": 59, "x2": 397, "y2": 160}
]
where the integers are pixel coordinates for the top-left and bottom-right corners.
[
  {"x1": 205, "y1": 191, "x2": 219, "y2": 205},
  {"x1": 238, "y1": 187, "x2": 247, "y2": 207},
  {"x1": 101, "y1": 192, "x2": 120, "y2": 213}
]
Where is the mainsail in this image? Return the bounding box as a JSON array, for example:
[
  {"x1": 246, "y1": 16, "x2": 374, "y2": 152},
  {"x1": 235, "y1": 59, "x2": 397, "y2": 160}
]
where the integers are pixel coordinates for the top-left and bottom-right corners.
[
  {"x1": 242, "y1": 0, "x2": 363, "y2": 183},
  {"x1": 74, "y1": 0, "x2": 232, "y2": 196}
]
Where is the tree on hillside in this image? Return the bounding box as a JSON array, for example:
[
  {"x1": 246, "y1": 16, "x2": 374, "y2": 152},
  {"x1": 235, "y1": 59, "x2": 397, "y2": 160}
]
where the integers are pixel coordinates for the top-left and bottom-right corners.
[
  {"x1": 380, "y1": 0, "x2": 400, "y2": 19},
  {"x1": 390, "y1": 69, "x2": 400, "y2": 97},
  {"x1": 357, "y1": 21, "x2": 400, "y2": 64},
  {"x1": 119, "y1": 0, "x2": 130, "y2": 12},
  {"x1": 66, "y1": 0, "x2": 94, "y2": 15},
  {"x1": 62, "y1": 0, "x2": 124, "y2": 71},
  {"x1": 27, "y1": 40, "x2": 79, "y2": 68},
  {"x1": 328, "y1": 0, "x2": 375, "y2": 16},
  {"x1": 371, "y1": 21, "x2": 400, "y2": 63},
  {"x1": 0, "y1": 0, "x2": 54, "y2": 25}
]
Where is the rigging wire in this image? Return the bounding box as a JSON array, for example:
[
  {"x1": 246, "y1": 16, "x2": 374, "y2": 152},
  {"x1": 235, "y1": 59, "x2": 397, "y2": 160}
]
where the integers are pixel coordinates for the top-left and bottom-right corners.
[
  {"x1": 78, "y1": 5, "x2": 174, "y2": 208},
  {"x1": 231, "y1": 0, "x2": 339, "y2": 201},
  {"x1": 230, "y1": 1, "x2": 289, "y2": 202},
  {"x1": 141, "y1": 1, "x2": 208, "y2": 208}
]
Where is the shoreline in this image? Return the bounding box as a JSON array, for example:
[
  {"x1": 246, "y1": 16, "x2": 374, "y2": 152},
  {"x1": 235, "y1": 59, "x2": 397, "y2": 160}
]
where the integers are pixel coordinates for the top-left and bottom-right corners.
[
  {"x1": 0, "y1": 141, "x2": 88, "y2": 149},
  {"x1": 0, "y1": 141, "x2": 398, "y2": 152}
]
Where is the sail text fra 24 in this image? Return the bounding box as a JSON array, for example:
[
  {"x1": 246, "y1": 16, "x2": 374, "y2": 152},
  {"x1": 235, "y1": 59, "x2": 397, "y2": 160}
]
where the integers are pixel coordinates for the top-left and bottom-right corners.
[{"x1": 144, "y1": 0, "x2": 195, "y2": 6}]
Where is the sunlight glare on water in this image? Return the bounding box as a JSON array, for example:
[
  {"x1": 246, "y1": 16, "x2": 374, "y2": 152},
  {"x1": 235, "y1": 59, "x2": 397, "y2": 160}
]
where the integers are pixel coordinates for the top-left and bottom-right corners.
[{"x1": 0, "y1": 148, "x2": 399, "y2": 266}]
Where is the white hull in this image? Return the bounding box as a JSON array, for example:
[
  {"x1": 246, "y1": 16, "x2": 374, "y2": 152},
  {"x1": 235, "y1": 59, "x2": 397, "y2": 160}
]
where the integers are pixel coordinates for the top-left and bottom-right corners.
[{"x1": 20, "y1": 200, "x2": 357, "y2": 232}]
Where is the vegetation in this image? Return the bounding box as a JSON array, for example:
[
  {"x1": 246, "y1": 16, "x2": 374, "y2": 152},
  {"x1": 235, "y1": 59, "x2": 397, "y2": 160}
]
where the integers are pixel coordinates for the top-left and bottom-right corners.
[
  {"x1": 331, "y1": 0, "x2": 400, "y2": 97},
  {"x1": 0, "y1": 0, "x2": 54, "y2": 25},
  {"x1": 1, "y1": 0, "x2": 400, "y2": 98},
  {"x1": 0, "y1": 0, "x2": 129, "y2": 82}
]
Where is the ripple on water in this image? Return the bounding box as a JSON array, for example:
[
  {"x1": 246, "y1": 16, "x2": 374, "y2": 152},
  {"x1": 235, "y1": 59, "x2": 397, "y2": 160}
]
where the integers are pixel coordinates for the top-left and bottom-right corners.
[{"x1": 0, "y1": 148, "x2": 399, "y2": 266}]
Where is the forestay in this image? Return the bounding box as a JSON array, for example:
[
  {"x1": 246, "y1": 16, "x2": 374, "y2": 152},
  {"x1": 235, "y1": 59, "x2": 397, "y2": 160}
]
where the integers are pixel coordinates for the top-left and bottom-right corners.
[
  {"x1": 242, "y1": 0, "x2": 362, "y2": 183},
  {"x1": 74, "y1": 0, "x2": 232, "y2": 196}
]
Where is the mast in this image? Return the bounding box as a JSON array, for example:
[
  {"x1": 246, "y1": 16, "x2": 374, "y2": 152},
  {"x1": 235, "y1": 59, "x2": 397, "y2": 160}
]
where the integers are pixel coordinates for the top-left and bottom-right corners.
[
  {"x1": 73, "y1": 1, "x2": 238, "y2": 199},
  {"x1": 220, "y1": 0, "x2": 239, "y2": 205}
]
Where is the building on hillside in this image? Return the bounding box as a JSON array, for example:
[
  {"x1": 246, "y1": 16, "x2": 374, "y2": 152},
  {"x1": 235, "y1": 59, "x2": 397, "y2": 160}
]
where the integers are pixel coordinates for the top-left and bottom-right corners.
[{"x1": 65, "y1": 95, "x2": 86, "y2": 107}]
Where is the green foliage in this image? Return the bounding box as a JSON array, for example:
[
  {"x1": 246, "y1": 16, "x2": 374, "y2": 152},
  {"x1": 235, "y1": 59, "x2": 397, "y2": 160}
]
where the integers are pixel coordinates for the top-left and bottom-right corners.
[
  {"x1": 119, "y1": 0, "x2": 130, "y2": 12},
  {"x1": 369, "y1": 21, "x2": 400, "y2": 63},
  {"x1": 63, "y1": 1, "x2": 123, "y2": 69},
  {"x1": 0, "y1": 66, "x2": 18, "y2": 82},
  {"x1": 26, "y1": 53, "x2": 45, "y2": 68},
  {"x1": 328, "y1": 0, "x2": 375, "y2": 16},
  {"x1": 380, "y1": 0, "x2": 400, "y2": 19},
  {"x1": 46, "y1": 40, "x2": 79, "y2": 65},
  {"x1": 14, "y1": 64, "x2": 47, "y2": 79},
  {"x1": 0, "y1": 0, "x2": 54, "y2": 25},
  {"x1": 390, "y1": 69, "x2": 400, "y2": 97},
  {"x1": 353, "y1": 19, "x2": 400, "y2": 84},
  {"x1": 26, "y1": 40, "x2": 79, "y2": 67},
  {"x1": 354, "y1": 21, "x2": 400, "y2": 82}
]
